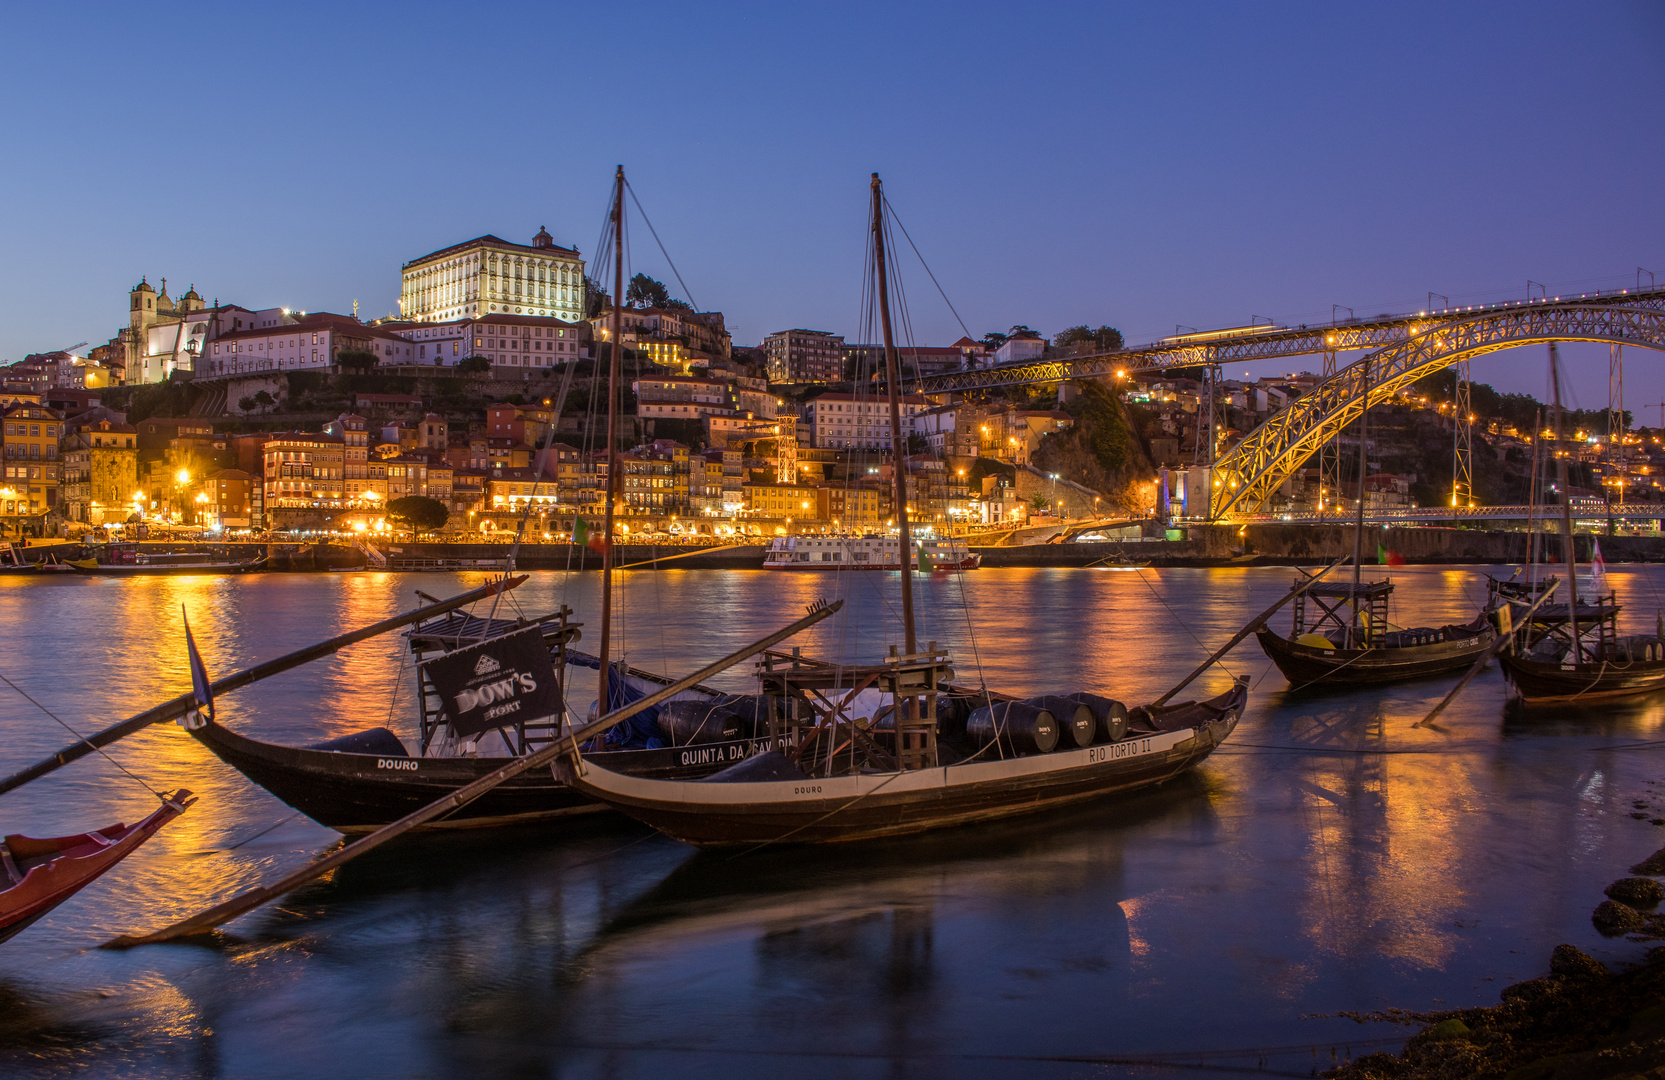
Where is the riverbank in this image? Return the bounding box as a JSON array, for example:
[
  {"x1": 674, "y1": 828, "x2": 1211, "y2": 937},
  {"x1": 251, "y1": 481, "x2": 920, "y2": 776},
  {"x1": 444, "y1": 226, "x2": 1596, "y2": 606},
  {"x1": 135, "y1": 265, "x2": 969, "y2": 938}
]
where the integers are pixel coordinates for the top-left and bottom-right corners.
[
  {"x1": 31, "y1": 525, "x2": 1665, "y2": 573},
  {"x1": 1329, "y1": 851, "x2": 1665, "y2": 1079}
]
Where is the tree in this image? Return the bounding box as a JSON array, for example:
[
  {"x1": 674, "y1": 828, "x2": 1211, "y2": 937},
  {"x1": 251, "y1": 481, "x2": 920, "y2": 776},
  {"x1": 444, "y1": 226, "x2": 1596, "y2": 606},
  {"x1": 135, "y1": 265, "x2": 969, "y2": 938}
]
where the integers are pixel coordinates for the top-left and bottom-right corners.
[
  {"x1": 387, "y1": 496, "x2": 449, "y2": 538},
  {"x1": 584, "y1": 274, "x2": 607, "y2": 318},
  {"x1": 458, "y1": 355, "x2": 492, "y2": 373},
  {"x1": 981, "y1": 331, "x2": 1009, "y2": 350},
  {"x1": 252, "y1": 390, "x2": 275, "y2": 411},
  {"x1": 336, "y1": 350, "x2": 378, "y2": 372},
  {"x1": 906, "y1": 433, "x2": 929, "y2": 454},
  {"x1": 626, "y1": 273, "x2": 671, "y2": 309},
  {"x1": 237, "y1": 396, "x2": 257, "y2": 413},
  {"x1": 1053, "y1": 325, "x2": 1125, "y2": 351},
  {"x1": 1030, "y1": 494, "x2": 1050, "y2": 514}
]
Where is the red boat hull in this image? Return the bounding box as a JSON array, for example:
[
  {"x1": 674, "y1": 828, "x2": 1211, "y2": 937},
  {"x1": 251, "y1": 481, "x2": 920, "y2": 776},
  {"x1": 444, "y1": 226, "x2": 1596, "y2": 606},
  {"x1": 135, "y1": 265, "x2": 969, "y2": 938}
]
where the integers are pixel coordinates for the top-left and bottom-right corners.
[{"x1": 0, "y1": 790, "x2": 193, "y2": 944}]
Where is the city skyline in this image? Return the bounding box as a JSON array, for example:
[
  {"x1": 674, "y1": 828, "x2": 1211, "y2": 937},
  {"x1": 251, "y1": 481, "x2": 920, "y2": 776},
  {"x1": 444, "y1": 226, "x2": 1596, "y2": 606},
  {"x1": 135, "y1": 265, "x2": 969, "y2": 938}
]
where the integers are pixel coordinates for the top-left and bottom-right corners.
[{"x1": 0, "y1": 2, "x2": 1661, "y2": 406}]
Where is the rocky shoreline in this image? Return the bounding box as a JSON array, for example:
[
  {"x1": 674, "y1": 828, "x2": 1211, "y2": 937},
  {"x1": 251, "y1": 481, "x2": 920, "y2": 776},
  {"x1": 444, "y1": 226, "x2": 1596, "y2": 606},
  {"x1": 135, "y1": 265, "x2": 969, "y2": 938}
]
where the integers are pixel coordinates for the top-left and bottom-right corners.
[{"x1": 1328, "y1": 850, "x2": 1665, "y2": 1079}]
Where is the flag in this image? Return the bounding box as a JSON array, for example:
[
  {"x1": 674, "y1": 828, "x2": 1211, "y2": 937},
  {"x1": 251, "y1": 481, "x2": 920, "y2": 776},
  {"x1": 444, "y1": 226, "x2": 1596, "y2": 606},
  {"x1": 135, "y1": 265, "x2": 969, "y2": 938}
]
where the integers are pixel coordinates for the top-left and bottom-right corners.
[
  {"x1": 573, "y1": 518, "x2": 607, "y2": 553},
  {"x1": 183, "y1": 605, "x2": 214, "y2": 724},
  {"x1": 1589, "y1": 537, "x2": 1607, "y2": 593},
  {"x1": 1377, "y1": 543, "x2": 1388, "y2": 565},
  {"x1": 917, "y1": 541, "x2": 932, "y2": 573}
]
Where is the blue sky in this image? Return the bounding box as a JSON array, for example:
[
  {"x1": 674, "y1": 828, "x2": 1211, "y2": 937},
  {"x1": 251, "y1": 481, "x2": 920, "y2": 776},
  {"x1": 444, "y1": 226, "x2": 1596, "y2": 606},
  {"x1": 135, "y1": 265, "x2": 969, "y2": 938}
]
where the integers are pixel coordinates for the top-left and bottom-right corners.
[{"x1": 0, "y1": 1, "x2": 1660, "y2": 406}]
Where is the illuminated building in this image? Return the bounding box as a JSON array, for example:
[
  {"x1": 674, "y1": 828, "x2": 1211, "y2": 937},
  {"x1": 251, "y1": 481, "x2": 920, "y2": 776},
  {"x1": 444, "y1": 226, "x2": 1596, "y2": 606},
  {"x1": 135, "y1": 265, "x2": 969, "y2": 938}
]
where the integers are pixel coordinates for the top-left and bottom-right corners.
[
  {"x1": 0, "y1": 404, "x2": 64, "y2": 528},
  {"x1": 399, "y1": 229, "x2": 584, "y2": 323},
  {"x1": 763, "y1": 329, "x2": 844, "y2": 384}
]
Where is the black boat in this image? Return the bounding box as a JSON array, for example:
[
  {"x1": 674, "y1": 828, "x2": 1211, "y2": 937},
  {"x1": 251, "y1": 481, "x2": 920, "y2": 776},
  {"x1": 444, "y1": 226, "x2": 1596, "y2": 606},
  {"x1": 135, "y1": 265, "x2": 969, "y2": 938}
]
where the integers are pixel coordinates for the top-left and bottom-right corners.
[
  {"x1": 1495, "y1": 585, "x2": 1665, "y2": 704},
  {"x1": 183, "y1": 609, "x2": 786, "y2": 833},
  {"x1": 1255, "y1": 579, "x2": 1496, "y2": 688}
]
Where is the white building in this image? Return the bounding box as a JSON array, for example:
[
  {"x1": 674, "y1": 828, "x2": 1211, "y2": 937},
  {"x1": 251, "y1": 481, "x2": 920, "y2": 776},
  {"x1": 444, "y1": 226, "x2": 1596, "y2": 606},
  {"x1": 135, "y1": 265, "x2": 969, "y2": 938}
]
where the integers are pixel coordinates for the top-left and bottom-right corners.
[
  {"x1": 385, "y1": 314, "x2": 588, "y2": 373},
  {"x1": 804, "y1": 392, "x2": 929, "y2": 450},
  {"x1": 991, "y1": 329, "x2": 1046, "y2": 366},
  {"x1": 400, "y1": 229, "x2": 585, "y2": 324},
  {"x1": 201, "y1": 313, "x2": 417, "y2": 376}
]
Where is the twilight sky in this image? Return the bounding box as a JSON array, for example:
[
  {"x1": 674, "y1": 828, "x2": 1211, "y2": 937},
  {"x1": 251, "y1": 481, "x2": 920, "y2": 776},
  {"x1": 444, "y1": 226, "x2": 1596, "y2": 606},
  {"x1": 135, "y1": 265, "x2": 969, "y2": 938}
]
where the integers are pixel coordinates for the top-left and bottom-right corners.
[{"x1": 1, "y1": 2, "x2": 1661, "y2": 408}]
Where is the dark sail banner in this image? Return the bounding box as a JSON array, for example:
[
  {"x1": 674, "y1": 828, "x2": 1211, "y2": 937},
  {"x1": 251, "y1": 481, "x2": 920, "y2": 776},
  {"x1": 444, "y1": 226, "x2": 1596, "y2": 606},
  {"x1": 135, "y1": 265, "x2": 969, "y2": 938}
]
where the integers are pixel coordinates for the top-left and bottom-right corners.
[{"x1": 423, "y1": 626, "x2": 564, "y2": 737}]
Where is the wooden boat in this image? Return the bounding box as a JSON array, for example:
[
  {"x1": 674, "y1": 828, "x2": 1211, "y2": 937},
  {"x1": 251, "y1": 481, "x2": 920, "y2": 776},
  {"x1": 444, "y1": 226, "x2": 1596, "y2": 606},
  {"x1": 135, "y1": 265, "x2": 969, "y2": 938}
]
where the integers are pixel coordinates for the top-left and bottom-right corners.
[
  {"x1": 183, "y1": 611, "x2": 786, "y2": 833},
  {"x1": 71, "y1": 548, "x2": 266, "y2": 574},
  {"x1": 1496, "y1": 588, "x2": 1665, "y2": 703},
  {"x1": 1491, "y1": 345, "x2": 1665, "y2": 705},
  {"x1": 561, "y1": 677, "x2": 1247, "y2": 847},
  {"x1": 1255, "y1": 580, "x2": 1496, "y2": 687},
  {"x1": 0, "y1": 542, "x2": 39, "y2": 575},
  {"x1": 1, "y1": 791, "x2": 194, "y2": 944},
  {"x1": 555, "y1": 174, "x2": 1247, "y2": 849}
]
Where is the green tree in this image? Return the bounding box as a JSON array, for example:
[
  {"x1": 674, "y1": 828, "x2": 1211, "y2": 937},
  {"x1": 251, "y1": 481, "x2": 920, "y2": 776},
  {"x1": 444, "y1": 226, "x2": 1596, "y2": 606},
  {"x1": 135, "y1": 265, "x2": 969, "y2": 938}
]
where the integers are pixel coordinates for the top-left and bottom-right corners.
[
  {"x1": 387, "y1": 495, "x2": 449, "y2": 538},
  {"x1": 1053, "y1": 325, "x2": 1125, "y2": 351},
  {"x1": 1030, "y1": 494, "x2": 1050, "y2": 514},
  {"x1": 458, "y1": 355, "x2": 491, "y2": 373},
  {"x1": 252, "y1": 390, "x2": 276, "y2": 410},
  {"x1": 625, "y1": 273, "x2": 672, "y2": 309},
  {"x1": 336, "y1": 350, "x2": 378, "y2": 372},
  {"x1": 237, "y1": 396, "x2": 257, "y2": 413},
  {"x1": 906, "y1": 433, "x2": 929, "y2": 454},
  {"x1": 584, "y1": 274, "x2": 607, "y2": 318}
]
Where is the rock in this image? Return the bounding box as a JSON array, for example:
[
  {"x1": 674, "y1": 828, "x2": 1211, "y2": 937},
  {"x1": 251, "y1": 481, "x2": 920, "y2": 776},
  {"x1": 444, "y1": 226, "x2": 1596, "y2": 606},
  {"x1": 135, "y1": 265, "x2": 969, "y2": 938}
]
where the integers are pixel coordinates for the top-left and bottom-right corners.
[
  {"x1": 1425, "y1": 1017, "x2": 1470, "y2": 1041},
  {"x1": 1593, "y1": 899, "x2": 1647, "y2": 936},
  {"x1": 1501, "y1": 976, "x2": 1559, "y2": 1003},
  {"x1": 1550, "y1": 943, "x2": 1608, "y2": 979},
  {"x1": 1630, "y1": 847, "x2": 1665, "y2": 875},
  {"x1": 1607, "y1": 877, "x2": 1665, "y2": 909}
]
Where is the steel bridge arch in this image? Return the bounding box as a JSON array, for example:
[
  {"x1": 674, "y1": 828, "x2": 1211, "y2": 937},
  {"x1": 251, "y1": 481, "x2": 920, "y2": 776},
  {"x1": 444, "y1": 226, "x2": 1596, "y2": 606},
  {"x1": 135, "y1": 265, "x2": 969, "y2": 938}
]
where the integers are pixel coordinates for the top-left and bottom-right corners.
[{"x1": 1208, "y1": 301, "x2": 1665, "y2": 520}]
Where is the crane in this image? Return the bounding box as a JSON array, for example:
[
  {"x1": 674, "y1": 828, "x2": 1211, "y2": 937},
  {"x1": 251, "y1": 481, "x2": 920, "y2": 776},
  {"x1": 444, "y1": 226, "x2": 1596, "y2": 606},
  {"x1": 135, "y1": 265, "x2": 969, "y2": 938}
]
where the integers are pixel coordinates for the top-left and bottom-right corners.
[{"x1": 50, "y1": 342, "x2": 89, "y2": 357}]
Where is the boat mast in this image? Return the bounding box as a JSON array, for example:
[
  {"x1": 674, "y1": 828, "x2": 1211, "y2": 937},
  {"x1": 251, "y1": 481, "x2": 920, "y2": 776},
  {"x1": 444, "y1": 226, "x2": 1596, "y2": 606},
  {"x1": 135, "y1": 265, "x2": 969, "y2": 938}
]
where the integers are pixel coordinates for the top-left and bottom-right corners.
[
  {"x1": 871, "y1": 173, "x2": 917, "y2": 654},
  {"x1": 599, "y1": 165, "x2": 625, "y2": 712},
  {"x1": 1348, "y1": 358, "x2": 1369, "y2": 649},
  {"x1": 1550, "y1": 343, "x2": 1580, "y2": 660}
]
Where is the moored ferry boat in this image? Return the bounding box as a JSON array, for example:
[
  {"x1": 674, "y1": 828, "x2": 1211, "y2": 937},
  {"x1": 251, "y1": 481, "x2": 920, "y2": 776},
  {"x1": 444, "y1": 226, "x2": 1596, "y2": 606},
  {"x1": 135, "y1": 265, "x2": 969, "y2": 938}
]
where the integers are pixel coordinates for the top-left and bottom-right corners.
[{"x1": 763, "y1": 534, "x2": 980, "y2": 571}]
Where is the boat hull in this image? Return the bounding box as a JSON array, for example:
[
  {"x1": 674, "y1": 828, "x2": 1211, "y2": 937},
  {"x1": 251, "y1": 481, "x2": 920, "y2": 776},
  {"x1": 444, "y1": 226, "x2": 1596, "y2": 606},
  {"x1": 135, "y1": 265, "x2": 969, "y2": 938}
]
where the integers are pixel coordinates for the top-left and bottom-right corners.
[
  {"x1": 761, "y1": 555, "x2": 982, "y2": 571},
  {"x1": 71, "y1": 558, "x2": 266, "y2": 575},
  {"x1": 560, "y1": 686, "x2": 1246, "y2": 847},
  {"x1": 187, "y1": 718, "x2": 783, "y2": 833},
  {"x1": 1256, "y1": 626, "x2": 1494, "y2": 687},
  {"x1": 1, "y1": 792, "x2": 192, "y2": 944},
  {"x1": 1497, "y1": 653, "x2": 1665, "y2": 704}
]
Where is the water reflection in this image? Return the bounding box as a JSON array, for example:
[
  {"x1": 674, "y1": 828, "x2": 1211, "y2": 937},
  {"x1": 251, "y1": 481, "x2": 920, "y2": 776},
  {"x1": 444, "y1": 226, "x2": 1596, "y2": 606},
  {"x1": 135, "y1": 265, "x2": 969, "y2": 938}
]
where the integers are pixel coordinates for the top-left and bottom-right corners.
[{"x1": 4, "y1": 567, "x2": 1665, "y2": 1076}]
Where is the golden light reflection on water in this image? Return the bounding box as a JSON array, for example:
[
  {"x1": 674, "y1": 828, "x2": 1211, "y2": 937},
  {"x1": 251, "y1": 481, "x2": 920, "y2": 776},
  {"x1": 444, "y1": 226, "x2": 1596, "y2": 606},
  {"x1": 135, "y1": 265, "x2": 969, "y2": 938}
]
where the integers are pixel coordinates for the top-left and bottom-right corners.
[{"x1": 4, "y1": 566, "x2": 1665, "y2": 1072}]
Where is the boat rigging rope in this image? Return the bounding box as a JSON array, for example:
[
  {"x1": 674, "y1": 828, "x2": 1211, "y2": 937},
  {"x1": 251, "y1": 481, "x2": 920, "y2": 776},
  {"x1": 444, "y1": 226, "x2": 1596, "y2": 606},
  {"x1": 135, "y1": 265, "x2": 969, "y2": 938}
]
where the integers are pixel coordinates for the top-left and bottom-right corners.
[
  {"x1": 0, "y1": 673, "x2": 168, "y2": 804},
  {"x1": 1133, "y1": 568, "x2": 1238, "y2": 683},
  {"x1": 880, "y1": 195, "x2": 973, "y2": 342}
]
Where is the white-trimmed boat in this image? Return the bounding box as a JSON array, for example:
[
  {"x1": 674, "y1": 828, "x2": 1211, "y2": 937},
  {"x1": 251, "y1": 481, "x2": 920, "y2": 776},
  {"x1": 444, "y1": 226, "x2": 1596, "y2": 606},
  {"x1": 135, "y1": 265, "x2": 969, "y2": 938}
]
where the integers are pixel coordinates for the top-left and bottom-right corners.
[
  {"x1": 557, "y1": 173, "x2": 1245, "y2": 849},
  {"x1": 763, "y1": 534, "x2": 979, "y2": 571}
]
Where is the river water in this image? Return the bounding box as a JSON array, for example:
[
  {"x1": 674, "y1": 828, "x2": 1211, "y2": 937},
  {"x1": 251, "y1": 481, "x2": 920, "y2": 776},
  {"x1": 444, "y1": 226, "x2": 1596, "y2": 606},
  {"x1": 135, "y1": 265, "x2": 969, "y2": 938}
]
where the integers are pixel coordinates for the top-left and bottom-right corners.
[{"x1": 3, "y1": 565, "x2": 1665, "y2": 1078}]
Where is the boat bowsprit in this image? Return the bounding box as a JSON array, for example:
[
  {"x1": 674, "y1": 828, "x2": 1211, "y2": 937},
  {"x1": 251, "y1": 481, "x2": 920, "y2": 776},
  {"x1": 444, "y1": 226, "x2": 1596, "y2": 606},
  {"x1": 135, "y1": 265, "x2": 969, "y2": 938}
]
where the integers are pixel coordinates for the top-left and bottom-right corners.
[{"x1": 1, "y1": 791, "x2": 194, "y2": 945}]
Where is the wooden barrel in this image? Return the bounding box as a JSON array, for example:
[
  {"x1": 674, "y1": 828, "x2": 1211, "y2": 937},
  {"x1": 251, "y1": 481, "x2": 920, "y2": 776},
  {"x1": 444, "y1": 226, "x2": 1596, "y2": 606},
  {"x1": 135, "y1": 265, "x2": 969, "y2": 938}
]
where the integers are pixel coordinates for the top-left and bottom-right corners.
[
  {"x1": 1025, "y1": 695, "x2": 1096, "y2": 748},
  {"x1": 966, "y1": 701, "x2": 1058, "y2": 755},
  {"x1": 715, "y1": 693, "x2": 777, "y2": 736},
  {"x1": 1066, "y1": 691, "x2": 1130, "y2": 742},
  {"x1": 657, "y1": 699, "x2": 745, "y2": 744}
]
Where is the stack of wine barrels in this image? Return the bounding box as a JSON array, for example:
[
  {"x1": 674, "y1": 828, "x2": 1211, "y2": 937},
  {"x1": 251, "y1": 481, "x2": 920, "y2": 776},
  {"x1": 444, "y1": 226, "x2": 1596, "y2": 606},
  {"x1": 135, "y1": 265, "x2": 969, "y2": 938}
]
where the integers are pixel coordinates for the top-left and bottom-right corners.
[
  {"x1": 658, "y1": 693, "x2": 778, "y2": 745},
  {"x1": 1066, "y1": 691, "x2": 1129, "y2": 742},
  {"x1": 966, "y1": 701, "x2": 1059, "y2": 754},
  {"x1": 1023, "y1": 696, "x2": 1096, "y2": 748}
]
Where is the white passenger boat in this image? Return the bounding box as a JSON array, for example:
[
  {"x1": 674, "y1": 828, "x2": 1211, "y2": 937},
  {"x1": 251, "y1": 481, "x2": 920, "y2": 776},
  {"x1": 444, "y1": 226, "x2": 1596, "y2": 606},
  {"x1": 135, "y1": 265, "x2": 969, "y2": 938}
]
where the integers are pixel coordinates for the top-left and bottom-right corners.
[{"x1": 762, "y1": 534, "x2": 980, "y2": 571}]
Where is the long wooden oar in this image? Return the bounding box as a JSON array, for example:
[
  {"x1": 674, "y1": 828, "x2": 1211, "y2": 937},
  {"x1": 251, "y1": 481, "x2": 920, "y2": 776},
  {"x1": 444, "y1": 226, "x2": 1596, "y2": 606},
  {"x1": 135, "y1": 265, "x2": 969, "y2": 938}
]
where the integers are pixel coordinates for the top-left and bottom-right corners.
[
  {"x1": 104, "y1": 598, "x2": 843, "y2": 948},
  {"x1": 1149, "y1": 556, "x2": 1348, "y2": 707},
  {"x1": 1413, "y1": 581, "x2": 1559, "y2": 728},
  {"x1": 0, "y1": 576, "x2": 528, "y2": 798}
]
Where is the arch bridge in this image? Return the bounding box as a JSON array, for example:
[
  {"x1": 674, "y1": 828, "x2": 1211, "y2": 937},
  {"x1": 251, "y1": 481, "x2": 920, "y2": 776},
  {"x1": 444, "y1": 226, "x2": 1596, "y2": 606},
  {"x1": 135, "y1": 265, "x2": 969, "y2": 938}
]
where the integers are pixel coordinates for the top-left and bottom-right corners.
[{"x1": 1207, "y1": 293, "x2": 1665, "y2": 520}]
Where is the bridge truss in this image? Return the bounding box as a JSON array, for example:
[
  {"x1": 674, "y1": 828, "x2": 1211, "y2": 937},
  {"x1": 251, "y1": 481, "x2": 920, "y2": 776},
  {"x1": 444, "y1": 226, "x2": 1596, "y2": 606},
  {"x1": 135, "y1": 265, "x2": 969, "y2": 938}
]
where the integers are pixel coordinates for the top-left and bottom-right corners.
[
  {"x1": 1207, "y1": 298, "x2": 1665, "y2": 519},
  {"x1": 907, "y1": 285, "x2": 1665, "y2": 395}
]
